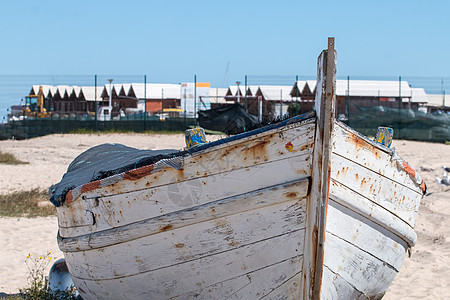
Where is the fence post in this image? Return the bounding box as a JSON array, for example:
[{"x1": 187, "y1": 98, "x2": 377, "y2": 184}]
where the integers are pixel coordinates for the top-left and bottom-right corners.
[
  {"x1": 295, "y1": 75, "x2": 299, "y2": 115},
  {"x1": 398, "y1": 76, "x2": 402, "y2": 138},
  {"x1": 144, "y1": 74, "x2": 147, "y2": 131},
  {"x1": 245, "y1": 75, "x2": 248, "y2": 112},
  {"x1": 345, "y1": 75, "x2": 350, "y2": 119},
  {"x1": 95, "y1": 74, "x2": 98, "y2": 132},
  {"x1": 194, "y1": 75, "x2": 197, "y2": 125}
]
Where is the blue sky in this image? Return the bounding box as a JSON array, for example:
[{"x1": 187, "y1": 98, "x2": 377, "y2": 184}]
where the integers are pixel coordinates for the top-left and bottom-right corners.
[{"x1": 1, "y1": 0, "x2": 449, "y2": 87}]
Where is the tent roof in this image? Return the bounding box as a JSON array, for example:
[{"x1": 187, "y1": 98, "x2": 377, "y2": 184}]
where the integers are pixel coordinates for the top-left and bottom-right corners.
[
  {"x1": 426, "y1": 94, "x2": 450, "y2": 107},
  {"x1": 256, "y1": 85, "x2": 294, "y2": 101},
  {"x1": 129, "y1": 83, "x2": 181, "y2": 99},
  {"x1": 80, "y1": 86, "x2": 103, "y2": 101}
]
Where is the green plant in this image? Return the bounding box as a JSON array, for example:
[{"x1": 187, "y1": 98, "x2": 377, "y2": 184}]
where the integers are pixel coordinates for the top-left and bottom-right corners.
[
  {"x1": 0, "y1": 151, "x2": 29, "y2": 165},
  {"x1": 0, "y1": 189, "x2": 55, "y2": 218},
  {"x1": 21, "y1": 252, "x2": 54, "y2": 298},
  {"x1": 19, "y1": 252, "x2": 81, "y2": 300}
]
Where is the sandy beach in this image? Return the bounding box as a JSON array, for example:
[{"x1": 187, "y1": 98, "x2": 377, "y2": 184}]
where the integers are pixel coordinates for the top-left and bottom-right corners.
[{"x1": 0, "y1": 133, "x2": 449, "y2": 298}]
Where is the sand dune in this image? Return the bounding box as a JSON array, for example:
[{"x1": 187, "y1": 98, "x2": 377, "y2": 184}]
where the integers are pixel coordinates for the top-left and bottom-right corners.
[{"x1": 0, "y1": 133, "x2": 449, "y2": 297}]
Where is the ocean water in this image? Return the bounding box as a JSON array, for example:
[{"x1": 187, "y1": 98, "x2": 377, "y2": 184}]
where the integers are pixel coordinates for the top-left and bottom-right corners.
[{"x1": 0, "y1": 75, "x2": 145, "y2": 123}]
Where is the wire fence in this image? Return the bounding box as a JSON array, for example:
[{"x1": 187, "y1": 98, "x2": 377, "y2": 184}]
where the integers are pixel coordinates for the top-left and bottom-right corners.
[
  {"x1": 0, "y1": 74, "x2": 449, "y2": 141},
  {"x1": 244, "y1": 75, "x2": 450, "y2": 95}
]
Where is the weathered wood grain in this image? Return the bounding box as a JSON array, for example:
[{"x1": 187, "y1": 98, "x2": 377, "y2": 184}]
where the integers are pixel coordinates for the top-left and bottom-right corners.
[
  {"x1": 59, "y1": 154, "x2": 311, "y2": 236},
  {"x1": 329, "y1": 179, "x2": 417, "y2": 247},
  {"x1": 80, "y1": 120, "x2": 315, "y2": 200},
  {"x1": 58, "y1": 122, "x2": 314, "y2": 234},
  {"x1": 69, "y1": 231, "x2": 305, "y2": 299},
  {"x1": 323, "y1": 231, "x2": 398, "y2": 298},
  {"x1": 303, "y1": 37, "x2": 336, "y2": 299},
  {"x1": 331, "y1": 153, "x2": 421, "y2": 226},
  {"x1": 321, "y1": 267, "x2": 368, "y2": 299},
  {"x1": 64, "y1": 198, "x2": 307, "y2": 280},
  {"x1": 333, "y1": 122, "x2": 421, "y2": 193},
  {"x1": 326, "y1": 199, "x2": 407, "y2": 271},
  {"x1": 173, "y1": 258, "x2": 302, "y2": 299}
]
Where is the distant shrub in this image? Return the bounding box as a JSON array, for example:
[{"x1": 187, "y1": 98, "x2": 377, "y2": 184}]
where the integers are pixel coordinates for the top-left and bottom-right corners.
[{"x1": 0, "y1": 151, "x2": 28, "y2": 165}]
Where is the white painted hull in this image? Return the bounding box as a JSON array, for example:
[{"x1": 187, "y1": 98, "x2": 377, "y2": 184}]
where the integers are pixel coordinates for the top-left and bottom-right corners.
[
  {"x1": 57, "y1": 116, "x2": 315, "y2": 299},
  {"x1": 319, "y1": 122, "x2": 423, "y2": 299},
  {"x1": 54, "y1": 40, "x2": 424, "y2": 299}
]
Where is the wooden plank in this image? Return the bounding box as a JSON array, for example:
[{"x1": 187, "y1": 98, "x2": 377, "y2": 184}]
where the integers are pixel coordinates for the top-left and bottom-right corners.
[
  {"x1": 172, "y1": 258, "x2": 302, "y2": 299},
  {"x1": 64, "y1": 199, "x2": 307, "y2": 280},
  {"x1": 303, "y1": 37, "x2": 336, "y2": 299},
  {"x1": 323, "y1": 231, "x2": 398, "y2": 298},
  {"x1": 332, "y1": 122, "x2": 421, "y2": 194},
  {"x1": 59, "y1": 178, "x2": 309, "y2": 251},
  {"x1": 329, "y1": 179, "x2": 417, "y2": 247},
  {"x1": 69, "y1": 230, "x2": 305, "y2": 299},
  {"x1": 326, "y1": 199, "x2": 408, "y2": 271},
  {"x1": 321, "y1": 266, "x2": 368, "y2": 299},
  {"x1": 331, "y1": 153, "x2": 421, "y2": 227},
  {"x1": 259, "y1": 273, "x2": 302, "y2": 300},
  {"x1": 59, "y1": 153, "x2": 311, "y2": 235}
]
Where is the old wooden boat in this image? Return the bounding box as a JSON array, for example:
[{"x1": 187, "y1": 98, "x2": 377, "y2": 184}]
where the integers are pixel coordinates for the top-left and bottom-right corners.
[{"x1": 51, "y1": 38, "x2": 425, "y2": 299}]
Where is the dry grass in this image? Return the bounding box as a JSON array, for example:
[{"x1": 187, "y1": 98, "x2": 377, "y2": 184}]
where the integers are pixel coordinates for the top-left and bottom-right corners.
[
  {"x1": 0, "y1": 151, "x2": 28, "y2": 165},
  {"x1": 0, "y1": 189, "x2": 55, "y2": 218}
]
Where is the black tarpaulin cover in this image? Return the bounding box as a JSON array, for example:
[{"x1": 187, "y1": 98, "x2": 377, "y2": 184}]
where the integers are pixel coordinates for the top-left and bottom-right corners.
[
  {"x1": 49, "y1": 143, "x2": 179, "y2": 207},
  {"x1": 198, "y1": 103, "x2": 259, "y2": 135}
]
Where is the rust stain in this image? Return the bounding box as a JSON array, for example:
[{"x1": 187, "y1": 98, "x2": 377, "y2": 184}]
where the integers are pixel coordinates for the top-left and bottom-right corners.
[
  {"x1": 355, "y1": 173, "x2": 359, "y2": 180},
  {"x1": 175, "y1": 243, "x2": 185, "y2": 248},
  {"x1": 309, "y1": 224, "x2": 319, "y2": 290},
  {"x1": 285, "y1": 192, "x2": 298, "y2": 199},
  {"x1": 80, "y1": 180, "x2": 101, "y2": 194},
  {"x1": 349, "y1": 133, "x2": 366, "y2": 150},
  {"x1": 65, "y1": 191, "x2": 74, "y2": 204},
  {"x1": 230, "y1": 240, "x2": 240, "y2": 247},
  {"x1": 402, "y1": 161, "x2": 416, "y2": 178},
  {"x1": 242, "y1": 140, "x2": 269, "y2": 159},
  {"x1": 360, "y1": 177, "x2": 367, "y2": 187},
  {"x1": 296, "y1": 169, "x2": 308, "y2": 175},
  {"x1": 123, "y1": 165, "x2": 154, "y2": 181},
  {"x1": 420, "y1": 180, "x2": 427, "y2": 194},
  {"x1": 177, "y1": 168, "x2": 186, "y2": 180},
  {"x1": 341, "y1": 166, "x2": 349, "y2": 176},
  {"x1": 160, "y1": 224, "x2": 173, "y2": 232},
  {"x1": 312, "y1": 225, "x2": 318, "y2": 263},
  {"x1": 299, "y1": 142, "x2": 314, "y2": 151}
]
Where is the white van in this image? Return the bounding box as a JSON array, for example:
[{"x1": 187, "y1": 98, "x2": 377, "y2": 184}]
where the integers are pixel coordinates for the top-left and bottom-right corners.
[{"x1": 97, "y1": 106, "x2": 112, "y2": 121}]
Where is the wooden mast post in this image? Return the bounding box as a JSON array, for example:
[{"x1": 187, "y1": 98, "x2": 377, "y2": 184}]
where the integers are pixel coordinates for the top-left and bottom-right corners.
[{"x1": 303, "y1": 37, "x2": 336, "y2": 299}]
